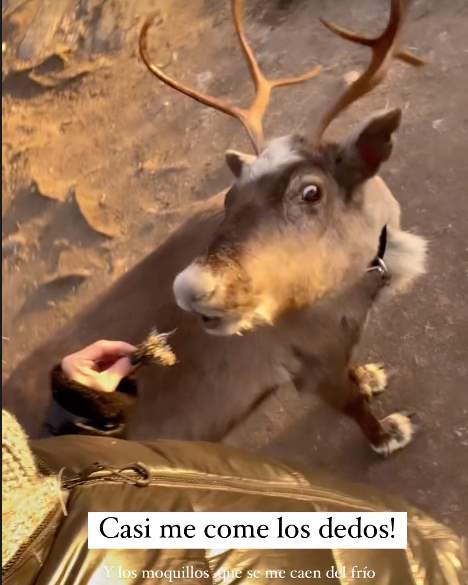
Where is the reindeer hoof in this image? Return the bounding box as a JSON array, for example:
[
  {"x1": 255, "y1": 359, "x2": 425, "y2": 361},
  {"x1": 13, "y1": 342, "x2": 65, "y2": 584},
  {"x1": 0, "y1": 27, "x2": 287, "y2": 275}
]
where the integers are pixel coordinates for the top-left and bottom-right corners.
[
  {"x1": 371, "y1": 412, "x2": 417, "y2": 457},
  {"x1": 353, "y1": 363, "x2": 389, "y2": 399}
]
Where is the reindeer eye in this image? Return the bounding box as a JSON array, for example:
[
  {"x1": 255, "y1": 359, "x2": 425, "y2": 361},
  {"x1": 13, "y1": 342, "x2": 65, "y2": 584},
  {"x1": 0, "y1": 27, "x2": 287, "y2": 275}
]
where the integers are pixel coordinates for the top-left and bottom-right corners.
[{"x1": 301, "y1": 184, "x2": 322, "y2": 203}]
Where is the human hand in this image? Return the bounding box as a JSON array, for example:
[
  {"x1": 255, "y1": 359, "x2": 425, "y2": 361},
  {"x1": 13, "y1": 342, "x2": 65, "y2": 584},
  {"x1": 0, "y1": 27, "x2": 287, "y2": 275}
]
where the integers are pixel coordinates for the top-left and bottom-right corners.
[{"x1": 61, "y1": 340, "x2": 137, "y2": 393}]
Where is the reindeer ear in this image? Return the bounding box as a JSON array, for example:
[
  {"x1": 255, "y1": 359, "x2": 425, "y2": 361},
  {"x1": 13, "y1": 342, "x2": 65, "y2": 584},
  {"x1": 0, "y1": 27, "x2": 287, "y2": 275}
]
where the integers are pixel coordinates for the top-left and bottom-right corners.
[
  {"x1": 335, "y1": 108, "x2": 402, "y2": 188},
  {"x1": 225, "y1": 150, "x2": 257, "y2": 178}
]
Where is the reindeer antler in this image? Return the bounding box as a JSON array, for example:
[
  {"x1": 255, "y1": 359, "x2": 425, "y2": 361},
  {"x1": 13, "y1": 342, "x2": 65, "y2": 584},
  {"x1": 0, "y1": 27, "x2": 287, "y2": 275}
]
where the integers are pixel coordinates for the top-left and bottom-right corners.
[
  {"x1": 139, "y1": 0, "x2": 321, "y2": 154},
  {"x1": 315, "y1": 0, "x2": 424, "y2": 141}
]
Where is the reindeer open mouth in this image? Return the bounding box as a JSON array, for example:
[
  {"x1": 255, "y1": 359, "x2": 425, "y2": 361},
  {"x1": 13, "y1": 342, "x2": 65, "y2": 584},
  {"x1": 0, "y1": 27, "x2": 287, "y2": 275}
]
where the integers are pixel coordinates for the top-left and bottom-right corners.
[
  {"x1": 190, "y1": 305, "x2": 251, "y2": 336},
  {"x1": 200, "y1": 314, "x2": 221, "y2": 328},
  {"x1": 176, "y1": 290, "x2": 258, "y2": 336},
  {"x1": 197, "y1": 310, "x2": 233, "y2": 335},
  {"x1": 198, "y1": 310, "x2": 267, "y2": 336},
  {"x1": 201, "y1": 314, "x2": 242, "y2": 336},
  {"x1": 173, "y1": 258, "x2": 265, "y2": 335}
]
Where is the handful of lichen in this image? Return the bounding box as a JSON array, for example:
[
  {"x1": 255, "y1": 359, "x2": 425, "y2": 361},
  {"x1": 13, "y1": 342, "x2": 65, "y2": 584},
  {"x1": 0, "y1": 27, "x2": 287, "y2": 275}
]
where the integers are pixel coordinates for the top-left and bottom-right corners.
[{"x1": 130, "y1": 328, "x2": 177, "y2": 368}]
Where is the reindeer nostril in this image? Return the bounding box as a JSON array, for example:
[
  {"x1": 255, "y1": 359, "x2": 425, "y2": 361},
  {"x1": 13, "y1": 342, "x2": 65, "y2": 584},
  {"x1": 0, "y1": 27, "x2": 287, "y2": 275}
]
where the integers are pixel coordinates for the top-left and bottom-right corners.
[{"x1": 173, "y1": 263, "x2": 217, "y2": 312}]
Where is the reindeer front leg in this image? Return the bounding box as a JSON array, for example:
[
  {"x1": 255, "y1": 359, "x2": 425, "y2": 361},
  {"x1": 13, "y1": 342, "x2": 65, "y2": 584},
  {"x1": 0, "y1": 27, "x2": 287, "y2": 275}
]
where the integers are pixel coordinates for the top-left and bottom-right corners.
[
  {"x1": 344, "y1": 379, "x2": 416, "y2": 457},
  {"x1": 349, "y1": 363, "x2": 389, "y2": 400}
]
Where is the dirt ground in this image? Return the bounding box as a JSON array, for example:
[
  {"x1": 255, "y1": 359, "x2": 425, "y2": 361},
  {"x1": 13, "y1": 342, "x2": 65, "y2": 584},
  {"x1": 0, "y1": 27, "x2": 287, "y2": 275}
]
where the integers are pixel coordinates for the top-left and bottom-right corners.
[{"x1": 2, "y1": 0, "x2": 468, "y2": 535}]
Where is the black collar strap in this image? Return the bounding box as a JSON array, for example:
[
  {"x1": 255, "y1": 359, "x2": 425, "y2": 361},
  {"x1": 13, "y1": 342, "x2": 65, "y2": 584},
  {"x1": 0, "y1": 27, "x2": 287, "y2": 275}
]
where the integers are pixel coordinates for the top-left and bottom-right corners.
[{"x1": 367, "y1": 225, "x2": 388, "y2": 276}]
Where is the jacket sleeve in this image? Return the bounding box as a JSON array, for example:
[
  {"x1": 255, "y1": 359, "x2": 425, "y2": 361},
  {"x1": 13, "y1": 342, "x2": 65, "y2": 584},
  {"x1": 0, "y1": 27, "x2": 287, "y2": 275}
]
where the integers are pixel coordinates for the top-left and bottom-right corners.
[{"x1": 50, "y1": 364, "x2": 138, "y2": 437}]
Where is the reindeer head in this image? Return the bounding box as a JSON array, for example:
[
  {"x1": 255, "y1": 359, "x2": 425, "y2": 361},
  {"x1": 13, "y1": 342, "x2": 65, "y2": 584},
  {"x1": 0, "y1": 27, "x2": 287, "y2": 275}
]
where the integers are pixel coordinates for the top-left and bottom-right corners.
[{"x1": 140, "y1": 1, "x2": 423, "y2": 335}]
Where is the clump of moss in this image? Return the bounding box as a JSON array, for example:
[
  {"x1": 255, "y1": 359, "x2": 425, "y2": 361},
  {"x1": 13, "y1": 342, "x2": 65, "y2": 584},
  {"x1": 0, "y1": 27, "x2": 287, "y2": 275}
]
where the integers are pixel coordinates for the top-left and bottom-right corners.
[{"x1": 130, "y1": 328, "x2": 177, "y2": 368}]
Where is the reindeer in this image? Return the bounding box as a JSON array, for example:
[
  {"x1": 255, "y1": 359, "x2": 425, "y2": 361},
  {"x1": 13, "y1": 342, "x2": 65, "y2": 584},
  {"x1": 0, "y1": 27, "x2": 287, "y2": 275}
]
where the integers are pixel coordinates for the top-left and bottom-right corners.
[{"x1": 5, "y1": 0, "x2": 427, "y2": 457}]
